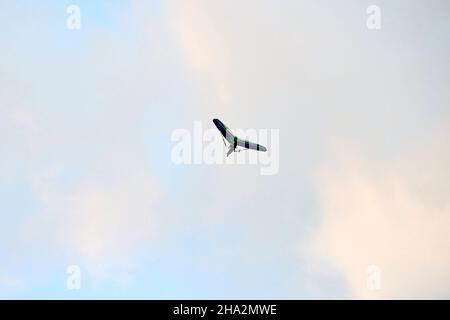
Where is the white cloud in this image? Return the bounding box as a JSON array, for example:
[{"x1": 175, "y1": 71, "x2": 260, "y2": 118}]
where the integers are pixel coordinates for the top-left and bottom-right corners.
[
  {"x1": 61, "y1": 175, "x2": 160, "y2": 266},
  {"x1": 169, "y1": 0, "x2": 233, "y2": 111},
  {"x1": 1, "y1": 0, "x2": 449, "y2": 297},
  {"x1": 306, "y1": 129, "x2": 450, "y2": 299},
  {"x1": 0, "y1": 3, "x2": 167, "y2": 285},
  {"x1": 20, "y1": 150, "x2": 162, "y2": 286}
]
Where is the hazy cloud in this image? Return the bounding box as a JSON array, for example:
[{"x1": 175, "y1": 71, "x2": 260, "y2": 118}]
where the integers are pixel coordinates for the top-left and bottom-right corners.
[{"x1": 306, "y1": 128, "x2": 450, "y2": 299}]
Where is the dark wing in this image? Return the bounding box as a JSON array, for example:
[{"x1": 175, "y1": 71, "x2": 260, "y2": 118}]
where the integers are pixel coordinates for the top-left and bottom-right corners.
[
  {"x1": 237, "y1": 138, "x2": 267, "y2": 152},
  {"x1": 213, "y1": 119, "x2": 235, "y2": 144}
]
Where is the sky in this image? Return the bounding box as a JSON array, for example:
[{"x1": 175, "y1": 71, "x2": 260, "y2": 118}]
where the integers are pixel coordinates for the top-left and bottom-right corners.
[{"x1": 0, "y1": 0, "x2": 449, "y2": 299}]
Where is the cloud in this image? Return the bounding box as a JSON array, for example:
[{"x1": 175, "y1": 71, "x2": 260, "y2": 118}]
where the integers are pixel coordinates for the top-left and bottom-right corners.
[
  {"x1": 64, "y1": 178, "x2": 157, "y2": 264},
  {"x1": 169, "y1": 0, "x2": 232, "y2": 110},
  {"x1": 167, "y1": 1, "x2": 450, "y2": 298},
  {"x1": 306, "y1": 128, "x2": 450, "y2": 299},
  {"x1": 1, "y1": 0, "x2": 449, "y2": 298},
  {"x1": 14, "y1": 103, "x2": 163, "y2": 285},
  {"x1": 0, "y1": 2, "x2": 167, "y2": 286}
]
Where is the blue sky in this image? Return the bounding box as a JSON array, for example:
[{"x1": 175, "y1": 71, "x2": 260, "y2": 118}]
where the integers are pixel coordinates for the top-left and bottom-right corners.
[{"x1": 0, "y1": 0, "x2": 449, "y2": 299}]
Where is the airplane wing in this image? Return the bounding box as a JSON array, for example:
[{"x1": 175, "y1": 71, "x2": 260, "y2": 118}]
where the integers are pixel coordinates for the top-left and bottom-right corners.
[
  {"x1": 237, "y1": 138, "x2": 267, "y2": 152},
  {"x1": 213, "y1": 118, "x2": 267, "y2": 153},
  {"x1": 213, "y1": 119, "x2": 235, "y2": 144}
]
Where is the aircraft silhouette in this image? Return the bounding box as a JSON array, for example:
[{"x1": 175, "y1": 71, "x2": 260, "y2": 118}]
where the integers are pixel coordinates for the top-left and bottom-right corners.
[{"x1": 213, "y1": 119, "x2": 267, "y2": 157}]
